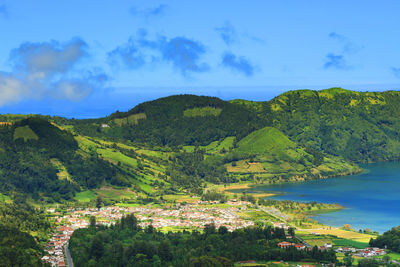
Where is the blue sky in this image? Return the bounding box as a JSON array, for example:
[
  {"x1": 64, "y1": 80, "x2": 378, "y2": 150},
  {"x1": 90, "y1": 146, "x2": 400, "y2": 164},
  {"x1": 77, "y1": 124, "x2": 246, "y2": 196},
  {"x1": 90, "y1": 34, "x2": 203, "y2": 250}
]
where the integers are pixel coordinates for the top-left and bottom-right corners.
[{"x1": 0, "y1": 0, "x2": 399, "y2": 117}]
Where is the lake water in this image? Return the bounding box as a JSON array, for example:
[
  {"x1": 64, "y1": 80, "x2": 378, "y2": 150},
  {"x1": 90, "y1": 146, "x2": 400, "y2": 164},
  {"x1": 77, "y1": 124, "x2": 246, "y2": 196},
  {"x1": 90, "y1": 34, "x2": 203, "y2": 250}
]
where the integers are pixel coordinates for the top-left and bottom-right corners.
[{"x1": 253, "y1": 162, "x2": 400, "y2": 233}]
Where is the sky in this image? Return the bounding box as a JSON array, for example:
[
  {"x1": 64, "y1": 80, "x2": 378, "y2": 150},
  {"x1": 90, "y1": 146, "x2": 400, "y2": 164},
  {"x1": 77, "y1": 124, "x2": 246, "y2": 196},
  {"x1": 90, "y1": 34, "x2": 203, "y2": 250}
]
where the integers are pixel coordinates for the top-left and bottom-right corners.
[{"x1": 0, "y1": 0, "x2": 400, "y2": 118}]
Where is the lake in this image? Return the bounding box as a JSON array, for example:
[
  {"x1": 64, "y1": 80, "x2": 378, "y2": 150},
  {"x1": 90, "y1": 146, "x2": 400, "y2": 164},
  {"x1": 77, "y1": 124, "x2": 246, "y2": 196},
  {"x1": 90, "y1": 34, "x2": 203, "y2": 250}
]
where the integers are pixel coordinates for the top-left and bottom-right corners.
[{"x1": 252, "y1": 162, "x2": 400, "y2": 233}]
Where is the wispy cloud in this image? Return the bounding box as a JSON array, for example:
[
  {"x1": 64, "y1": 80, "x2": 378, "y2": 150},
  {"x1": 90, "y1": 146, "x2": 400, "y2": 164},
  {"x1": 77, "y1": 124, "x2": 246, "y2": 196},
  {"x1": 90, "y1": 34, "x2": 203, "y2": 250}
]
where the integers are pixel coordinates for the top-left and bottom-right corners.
[
  {"x1": 323, "y1": 53, "x2": 350, "y2": 70},
  {"x1": 323, "y1": 32, "x2": 360, "y2": 70},
  {"x1": 129, "y1": 4, "x2": 168, "y2": 18},
  {"x1": 328, "y1": 32, "x2": 360, "y2": 54},
  {"x1": 0, "y1": 4, "x2": 8, "y2": 18},
  {"x1": 0, "y1": 38, "x2": 107, "y2": 106},
  {"x1": 221, "y1": 52, "x2": 256, "y2": 76},
  {"x1": 243, "y1": 33, "x2": 265, "y2": 44},
  {"x1": 392, "y1": 67, "x2": 400, "y2": 78},
  {"x1": 108, "y1": 31, "x2": 209, "y2": 76},
  {"x1": 215, "y1": 22, "x2": 237, "y2": 45},
  {"x1": 158, "y1": 37, "x2": 209, "y2": 75},
  {"x1": 108, "y1": 37, "x2": 145, "y2": 70}
]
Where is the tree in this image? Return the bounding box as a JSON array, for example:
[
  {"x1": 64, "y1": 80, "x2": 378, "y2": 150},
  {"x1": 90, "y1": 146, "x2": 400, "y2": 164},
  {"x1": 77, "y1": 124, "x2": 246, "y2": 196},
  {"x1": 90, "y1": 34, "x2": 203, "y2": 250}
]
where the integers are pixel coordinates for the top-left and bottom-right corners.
[
  {"x1": 357, "y1": 258, "x2": 379, "y2": 267},
  {"x1": 90, "y1": 234, "x2": 104, "y2": 260},
  {"x1": 343, "y1": 224, "x2": 352, "y2": 230},
  {"x1": 204, "y1": 223, "x2": 216, "y2": 235},
  {"x1": 96, "y1": 196, "x2": 103, "y2": 210},
  {"x1": 90, "y1": 216, "x2": 96, "y2": 228},
  {"x1": 218, "y1": 226, "x2": 228, "y2": 235},
  {"x1": 288, "y1": 227, "x2": 295, "y2": 237},
  {"x1": 343, "y1": 252, "x2": 353, "y2": 267},
  {"x1": 158, "y1": 240, "x2": 172, "y2": 261}
]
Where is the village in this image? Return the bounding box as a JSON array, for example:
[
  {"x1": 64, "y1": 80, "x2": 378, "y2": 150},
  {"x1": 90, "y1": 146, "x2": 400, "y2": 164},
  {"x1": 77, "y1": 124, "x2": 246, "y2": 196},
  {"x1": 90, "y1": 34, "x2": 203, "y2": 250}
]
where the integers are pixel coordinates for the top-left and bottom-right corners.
[
  {"x1": 41, "y1": 200, "x2": 257, "y2": 266},
  {"x1": 41, "y1": 199, "x2": 391, "y2": 267}
]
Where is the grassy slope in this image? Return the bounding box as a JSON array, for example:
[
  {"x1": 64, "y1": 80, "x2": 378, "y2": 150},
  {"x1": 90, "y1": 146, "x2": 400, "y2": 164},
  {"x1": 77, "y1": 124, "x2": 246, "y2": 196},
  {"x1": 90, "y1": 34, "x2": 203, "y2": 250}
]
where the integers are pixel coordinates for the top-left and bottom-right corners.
[
  {"x1": 226, "y1": 126, "x2": 360, "y2": 182},
  {"x1": 183, "y1": 136, "x2": 235, "y2": 154},
  {"x1": 72, "y1": 133, "x2": 173, "y2": 199},
  {"x1": 236, "y1": 127, "x2": 295, "y2": 154}
]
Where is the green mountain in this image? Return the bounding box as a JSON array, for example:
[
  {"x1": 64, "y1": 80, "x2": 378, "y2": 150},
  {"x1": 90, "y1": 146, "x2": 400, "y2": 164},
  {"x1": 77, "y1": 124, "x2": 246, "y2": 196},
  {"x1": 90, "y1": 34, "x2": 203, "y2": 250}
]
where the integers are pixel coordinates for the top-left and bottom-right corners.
[
  {"x1": 3, "y1": 89, "x2": 400, "y2": 203},
  {"x1": 72, "y1": 95, "x2": 266, "y2": 146},
  {"x1": 224, "y1": 126, "x2": 360, "y2": 183},
  {"x1": 234, "y1": 88, "x2": 400, "y2": 163}
]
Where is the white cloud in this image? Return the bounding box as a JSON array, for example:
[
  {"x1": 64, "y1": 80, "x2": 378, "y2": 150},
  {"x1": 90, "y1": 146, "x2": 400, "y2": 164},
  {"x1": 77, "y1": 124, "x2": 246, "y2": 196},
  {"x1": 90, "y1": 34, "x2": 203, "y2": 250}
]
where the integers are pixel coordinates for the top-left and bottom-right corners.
[{"x1": 0, "y1": 38, "x2": 107, "y2": 106}]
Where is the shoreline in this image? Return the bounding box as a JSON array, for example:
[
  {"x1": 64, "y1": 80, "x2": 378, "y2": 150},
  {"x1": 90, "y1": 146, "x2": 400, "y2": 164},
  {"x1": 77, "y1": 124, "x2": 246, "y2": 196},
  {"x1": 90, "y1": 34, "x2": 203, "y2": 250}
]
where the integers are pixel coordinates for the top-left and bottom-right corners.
[{"x1": 218, "y1": 166, "x2": 365, "y2": 196}]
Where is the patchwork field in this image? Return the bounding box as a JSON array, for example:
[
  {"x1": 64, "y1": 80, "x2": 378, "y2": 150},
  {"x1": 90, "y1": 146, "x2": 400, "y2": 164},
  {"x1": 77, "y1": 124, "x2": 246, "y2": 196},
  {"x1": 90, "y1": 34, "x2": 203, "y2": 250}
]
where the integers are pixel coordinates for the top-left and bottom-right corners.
[
  {"x1": 301, "y1": 228, "x2": 374, "y2": 242},
  {"x1": 298, "y1": 228, "x2": 374, "y2": 249}
]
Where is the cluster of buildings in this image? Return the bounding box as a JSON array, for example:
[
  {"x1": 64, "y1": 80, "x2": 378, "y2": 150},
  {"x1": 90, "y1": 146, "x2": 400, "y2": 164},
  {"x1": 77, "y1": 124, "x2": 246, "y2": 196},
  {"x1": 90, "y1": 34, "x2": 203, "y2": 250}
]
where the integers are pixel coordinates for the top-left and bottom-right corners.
[
  {"x1": 336, "y1": 247, "x2": 386, "y2": 257},
  {"x1": 277, "y1": 241, "x2": 332, "y2": 251},
  {"x1": 278, "y1": 241, "x2": 388, "y2": 257},
  {"x1": 41, "y1": 225, "x2": 76, "y2": 266},
  {"x1": 278, "y1": 241, "x2": 307, "y2": 250},
  {"x1": 42, "y1": 201, "x2": 255, "y2": 266},
  {"x1": 135, "y1": 203, "x2": 254, "y2": 231}
]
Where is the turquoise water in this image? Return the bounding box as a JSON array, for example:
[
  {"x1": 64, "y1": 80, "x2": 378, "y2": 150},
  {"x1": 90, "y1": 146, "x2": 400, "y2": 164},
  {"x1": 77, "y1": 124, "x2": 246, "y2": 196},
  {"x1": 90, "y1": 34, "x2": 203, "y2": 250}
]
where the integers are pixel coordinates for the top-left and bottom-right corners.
[{"x1": 255, "y1": 162, "x2": 400, "y2": 233}]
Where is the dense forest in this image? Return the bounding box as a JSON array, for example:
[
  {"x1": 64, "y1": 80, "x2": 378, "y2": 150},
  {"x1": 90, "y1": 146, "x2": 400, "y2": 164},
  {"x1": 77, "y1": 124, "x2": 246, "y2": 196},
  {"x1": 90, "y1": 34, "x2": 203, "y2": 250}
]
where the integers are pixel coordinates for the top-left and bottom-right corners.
[
  {"x1": 262, "y1": 88, "x2": 400, "y2": 163},
  {"x1": 72, "y1": 95, "x2": 266, "y2": 147},
  {"x1": 166, "y1": 150, "x2": 233, "y2": 191},
  {"x1": 370, "y1": 226, "x2": 400, "y2": 252},
  {"x1": 69, "y1": 214, "x2": 336, "y2": 267},
  {"x1": 0, "y1": 203, "x2": 50, "y2": 266}
]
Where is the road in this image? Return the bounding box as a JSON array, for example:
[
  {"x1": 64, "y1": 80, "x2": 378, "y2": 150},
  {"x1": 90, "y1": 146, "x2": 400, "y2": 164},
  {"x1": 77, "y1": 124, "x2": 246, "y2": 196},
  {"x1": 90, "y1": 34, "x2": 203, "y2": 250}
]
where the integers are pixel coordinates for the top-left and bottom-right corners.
[
  {"x1": 294, "y1": 235, "x2": 312, "y2": 248},
  {"x1": 65, "y1": 244, "x2": 74, "y2": 267},
  {"x1": 255, "y1": 204, "x2": 312, "y2": 247}
]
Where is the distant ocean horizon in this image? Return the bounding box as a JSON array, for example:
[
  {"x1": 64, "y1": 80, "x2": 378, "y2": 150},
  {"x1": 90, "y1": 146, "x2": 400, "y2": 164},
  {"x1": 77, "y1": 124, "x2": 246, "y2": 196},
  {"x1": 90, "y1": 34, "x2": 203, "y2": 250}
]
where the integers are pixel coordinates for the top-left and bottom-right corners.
[
  {"x1": 256, "y1": 162, "x2": 400, "y2": 233},
  {"x1": 1, "y1": 85, "x2": 400, "y2": 119}
]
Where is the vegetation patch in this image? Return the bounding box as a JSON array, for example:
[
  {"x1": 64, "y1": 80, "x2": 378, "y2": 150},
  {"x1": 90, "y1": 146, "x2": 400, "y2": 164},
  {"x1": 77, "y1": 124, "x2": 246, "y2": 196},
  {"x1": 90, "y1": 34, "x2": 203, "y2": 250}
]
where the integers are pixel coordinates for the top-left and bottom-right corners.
[
  {"x1": 74, "y1": 190, "x2": 97, "y2": 202},
  {"x1": 301, "y1": 228, "x2": 374, "y2": 242},
  {"x1": 183, "y1": 106, "x2": 222, "y2": 117},
  {"x1": 332, "y1": 238, "x2": 369, "y2": 249},
  {"x1": 0, "y1": 193, "x2": 11, "y2": 203},
  {"x1": 113, "y1": 113, "x2": 146, "y2": 126},
  {"x1": 13, "y1": 125, "x2": 38, "y2": 141},
  {"x1": 50, "y1": 158, "x2": 71, "y2": 181},
  {"x1": 96, "y1": 187, "x2": 137, "y2": 201},
  {"x1": 236, "y1": 127, "x2": 296, "y2": 154}
]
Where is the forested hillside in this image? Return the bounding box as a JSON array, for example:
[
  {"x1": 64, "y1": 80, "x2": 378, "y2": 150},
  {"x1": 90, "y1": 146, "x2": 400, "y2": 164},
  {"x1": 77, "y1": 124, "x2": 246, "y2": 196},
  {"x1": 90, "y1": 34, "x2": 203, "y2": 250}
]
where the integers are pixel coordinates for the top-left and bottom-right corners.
[
  {"x1": 0, "y1": 202, "x2": 51, "y2": 266},
  {"x1": 236, "y1": 88, "x2": 400, "y2": 163},
  {"x1": 72, "y1": 95, "x2": 266, "y2": 146},
  {"x1": 70, "y1": 90, "x2": 400, "y2": 163},
  {"x1": 0, "y1": 118, "x2": 131, "y2": 202}
]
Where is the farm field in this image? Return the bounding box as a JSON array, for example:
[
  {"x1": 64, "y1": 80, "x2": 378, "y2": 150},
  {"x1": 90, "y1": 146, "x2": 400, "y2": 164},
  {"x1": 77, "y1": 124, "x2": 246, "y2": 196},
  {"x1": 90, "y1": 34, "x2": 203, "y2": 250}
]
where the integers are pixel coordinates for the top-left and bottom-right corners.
[
  {"x1": 74, "y1": 190, "x2": 97, "y2": 202},
  {"x1": 300, "y1": 228, "x2": 375, "y2": 242},
  {"x1": 95, "y1": 186, "x2": 138, "y2": 202}
]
